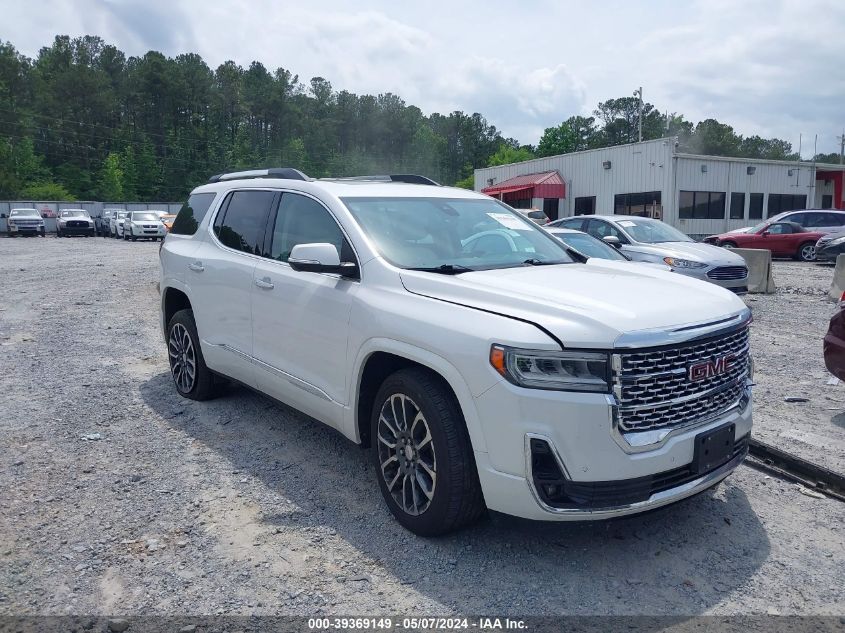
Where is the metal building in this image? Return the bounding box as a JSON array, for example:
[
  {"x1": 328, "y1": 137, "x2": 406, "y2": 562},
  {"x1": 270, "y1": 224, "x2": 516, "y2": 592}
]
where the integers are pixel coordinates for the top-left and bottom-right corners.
[{"x1": 474, "y1": 137, "x2": 845, "y2": 238}]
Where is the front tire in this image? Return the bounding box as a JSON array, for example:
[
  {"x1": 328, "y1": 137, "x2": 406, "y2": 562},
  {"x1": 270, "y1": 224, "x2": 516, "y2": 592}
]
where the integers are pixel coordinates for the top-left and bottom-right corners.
[
  {"x1": 371, "y1": 368, "x2": 484, "y2": 536},
  {"x1": 721, "y1": 240, "x2": 738, "y2": 249},
  {"x1": 798, "y1": 241, "x2": 817, "y2": 262},
  {"x1": 167, "y1": 309, "x2": 217, "y2": 401}
]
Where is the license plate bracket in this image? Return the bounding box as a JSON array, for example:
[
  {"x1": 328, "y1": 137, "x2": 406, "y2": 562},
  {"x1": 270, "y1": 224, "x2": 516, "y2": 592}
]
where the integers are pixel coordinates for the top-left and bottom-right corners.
[{"x1": 693, "y1": 423, "x2": 735, "y2": 475}]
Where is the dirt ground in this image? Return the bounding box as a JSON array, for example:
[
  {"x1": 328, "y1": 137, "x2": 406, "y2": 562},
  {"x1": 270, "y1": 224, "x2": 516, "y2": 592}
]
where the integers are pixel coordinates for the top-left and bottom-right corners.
[{"x1": 1, "y1": 236, "x2": 843, "y2": 617}]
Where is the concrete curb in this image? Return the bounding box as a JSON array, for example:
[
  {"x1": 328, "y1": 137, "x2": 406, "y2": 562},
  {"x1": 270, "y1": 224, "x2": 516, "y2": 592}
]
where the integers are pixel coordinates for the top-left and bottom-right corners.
[{"x1": 731, "y1": 248, "x2": 775, "y2": 294}]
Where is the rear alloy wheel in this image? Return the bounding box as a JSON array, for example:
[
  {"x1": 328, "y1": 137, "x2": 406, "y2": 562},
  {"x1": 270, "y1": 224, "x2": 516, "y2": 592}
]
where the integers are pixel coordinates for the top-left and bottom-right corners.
[
  {"x1": 798, "y1": 242, "x2": 817, "y2": 262},
  {"x1": 167, "y1": 309, "x2": 217, "y2": 400},
  {"x1": 371, "y1": 368, "x2": 484, "y2": 536}
]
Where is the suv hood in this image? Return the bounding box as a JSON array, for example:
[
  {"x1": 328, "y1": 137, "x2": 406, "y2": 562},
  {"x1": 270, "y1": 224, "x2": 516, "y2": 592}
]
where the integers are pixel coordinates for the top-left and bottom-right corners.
[
  {"x1": 625, "y1": 241, "x2": 746, "y2": 265},
  {"x1": 400, "y1": 263, "x2": 746, "y2": 348}
]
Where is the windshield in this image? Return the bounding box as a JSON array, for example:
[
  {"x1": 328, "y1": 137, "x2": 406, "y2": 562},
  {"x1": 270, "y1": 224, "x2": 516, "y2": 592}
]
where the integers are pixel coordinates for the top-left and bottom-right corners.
[
  {"x1": 10, "y1": 209, "x2": 39, "y2": 217},
  {"x1": 117, "y1": 212, "x2": 128, "y2": 219},
  {"x1": 749, "y1": 222, "x2": 769, "y2": 234},
  {"x1": 342, "y1": 197, "x2": 573, "y2": 271},
  {"x1": 61, "y1": 210, "x2": 89, "y2": 218},
  {"x1": 132, "y1": 213, "x2": 158, "y2": 221},
  {"x1": 555, "y1": 232, "x2": 628, "y2": 261},
  {"x1": 617, "y1": 217, "x2": 691, "y2": 243}
]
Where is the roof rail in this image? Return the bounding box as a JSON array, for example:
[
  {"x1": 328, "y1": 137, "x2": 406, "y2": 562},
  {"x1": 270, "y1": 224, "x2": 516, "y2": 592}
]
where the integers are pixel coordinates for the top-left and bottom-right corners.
[
  {"x1": 207, "y1": 168, "x2": 311, "y2": 184},
  {"x1": 325, "y1": 174, "x2": 440, "y2": 186}
]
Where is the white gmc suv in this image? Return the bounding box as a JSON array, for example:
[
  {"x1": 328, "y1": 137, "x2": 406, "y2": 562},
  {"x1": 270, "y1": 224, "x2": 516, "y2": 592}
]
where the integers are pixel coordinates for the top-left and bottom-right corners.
[{"x1": 159, "y1": 168, "x2": 753, "y2": 536}]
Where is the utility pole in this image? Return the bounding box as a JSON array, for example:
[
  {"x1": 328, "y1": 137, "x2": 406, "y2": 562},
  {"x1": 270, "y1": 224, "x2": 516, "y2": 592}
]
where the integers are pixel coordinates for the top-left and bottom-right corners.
[
  {"x1": 839, "y1": 130, "x2": 844, "y2": 165},
  {"x1": 633, "y1": 87, "x2": 643, "y2": 142}
]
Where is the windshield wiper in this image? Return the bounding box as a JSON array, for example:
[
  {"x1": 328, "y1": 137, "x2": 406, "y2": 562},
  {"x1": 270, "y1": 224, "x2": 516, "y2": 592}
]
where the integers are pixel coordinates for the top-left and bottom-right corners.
[
  {"x1": 408, "y1": 264, "x2": 475, "y2": 275},
  {"x1": 522, "y1": 258, "x2": 567, "y2": 266}
]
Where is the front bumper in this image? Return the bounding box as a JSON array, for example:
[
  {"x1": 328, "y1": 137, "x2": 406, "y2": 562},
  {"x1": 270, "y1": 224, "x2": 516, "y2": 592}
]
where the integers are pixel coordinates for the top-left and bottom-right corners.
[
  {"x1": 8, "y1": 224, "x2": 44, "y2": 234},
  {"x1": 473, "y1": 378, "x2": 752, "y2": 521},
  {"x1": 59, "y1": 224, "x2": 96, "y2": 235},
  {"x1": 816, "y1": 244, "x2": 845, "y2": 262}
]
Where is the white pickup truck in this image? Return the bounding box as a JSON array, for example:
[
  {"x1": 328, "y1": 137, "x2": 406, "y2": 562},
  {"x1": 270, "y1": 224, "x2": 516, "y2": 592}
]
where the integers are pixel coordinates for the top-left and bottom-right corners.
[{"x1": 159, "y1": 168, "x2": 753, "y2": 535}]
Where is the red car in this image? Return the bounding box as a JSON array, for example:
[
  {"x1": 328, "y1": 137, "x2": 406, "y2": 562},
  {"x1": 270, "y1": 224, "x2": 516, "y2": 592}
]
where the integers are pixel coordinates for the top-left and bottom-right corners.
[
  {"x1": 825, "y1": 293, "x2": 845, "y2": 381},
  {"x1": 704, "y1": 220, "x2": 824, "y2": 262}
]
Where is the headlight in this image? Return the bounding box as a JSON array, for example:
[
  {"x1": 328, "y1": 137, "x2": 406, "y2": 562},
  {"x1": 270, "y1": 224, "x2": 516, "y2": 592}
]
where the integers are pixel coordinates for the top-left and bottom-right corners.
[
  {"x1": 828, "y1": 236, "x2": 845, "y2": 246},
  {"x1": 490, "y1": 345, "x2": 609, "y2": 392},
  {"x1": 663, "y1": 257, "x2": 707, "y2": 269}
]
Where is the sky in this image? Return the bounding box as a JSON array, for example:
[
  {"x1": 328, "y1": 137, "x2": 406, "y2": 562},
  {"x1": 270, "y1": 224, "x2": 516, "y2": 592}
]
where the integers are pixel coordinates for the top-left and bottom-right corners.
[{"x1": 5, "y1": 0, "x2": 845, "y2": 156}]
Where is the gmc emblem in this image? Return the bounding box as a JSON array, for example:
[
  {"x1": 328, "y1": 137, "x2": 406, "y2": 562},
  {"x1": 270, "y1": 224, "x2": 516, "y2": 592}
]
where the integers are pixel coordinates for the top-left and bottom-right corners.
[{"x1": 688, "y1": 354, "x2": 736, "y2": 382}]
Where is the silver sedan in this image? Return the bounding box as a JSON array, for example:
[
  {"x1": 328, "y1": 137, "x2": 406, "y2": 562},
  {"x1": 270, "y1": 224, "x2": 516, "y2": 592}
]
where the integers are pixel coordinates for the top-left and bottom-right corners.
[{"x1": 549, "y1": 215, "x2": 748, "y2": 293}]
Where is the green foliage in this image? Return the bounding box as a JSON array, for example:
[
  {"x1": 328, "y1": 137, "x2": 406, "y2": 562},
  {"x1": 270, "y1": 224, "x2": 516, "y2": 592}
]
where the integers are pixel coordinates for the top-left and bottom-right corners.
[
  {"x1": 454, "y1": 174, "x2": 475, "y2": 189},
  {"x1": 18, "y1": 181, "x2": 76, "y2": 200},
  {"x1": 488, "y1": 144, "x2": 534, "y2": 166},
  {"x1": 0, "y1": 34, "x2": 814, "y2": 201},
  {"x1": 98, "y1": 153, "x2": 124, "y2": 200}
]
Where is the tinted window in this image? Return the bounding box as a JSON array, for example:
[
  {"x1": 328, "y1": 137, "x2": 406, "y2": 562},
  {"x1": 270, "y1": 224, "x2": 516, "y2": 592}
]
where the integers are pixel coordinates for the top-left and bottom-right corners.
[
  {"x1": 806, "y1": 212, "x2": 845, "y2": 228},
  {"x1": 767, "y1": 194, "x2": 806, "y2": 218},
  {"x1": 730, "y1": 192, "x2": 745, "y2": 219},
  {"x1": 614, "y1": 191, "x2": 661, "y2": 216},
  {"x1": 172, "y1": 193, "x2": 217, "y2": 235},
  {"x1": 556, "y1": 232, "x2": 627, "y2": 261},
  {"x1": 574, "y1": 196, "x2": 595, "y2": 215},
  {"x1": 678, "y1": 191, "x2": 725, "y2": 219},
  {"x1": 749, "y1": 193, "x2": 764, "y2": 219},
  {"x1": 585, "y1": 219, "x2": 627, "y2": 243},
  {"x1": 213, "y1": 190, "x2": 275, "y2": 255},
  {"x1": 527, "y1": 210, "x2": 547, "y2": 220},
  {"x1": 560, "y1": 218, "x2": 585, "y2": 231},
  {"x1": 269, "y1": 193, "x2": 352, "y2": 263}
]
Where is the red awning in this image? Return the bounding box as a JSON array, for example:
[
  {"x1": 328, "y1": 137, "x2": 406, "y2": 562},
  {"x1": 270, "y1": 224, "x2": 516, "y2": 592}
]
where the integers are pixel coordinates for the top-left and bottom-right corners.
[{"x1": 481, "y1": 171, "x2": 565, "y2": 198}]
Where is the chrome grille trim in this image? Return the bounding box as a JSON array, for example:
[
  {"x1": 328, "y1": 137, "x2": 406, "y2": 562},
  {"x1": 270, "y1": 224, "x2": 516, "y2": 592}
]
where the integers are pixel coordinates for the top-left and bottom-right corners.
[
  {"x1": 612, "y1": 327, "x2": 751, "y2": 433},
  {"x1": 707, "y1": 266, "x2": 748, "y2": 280}
]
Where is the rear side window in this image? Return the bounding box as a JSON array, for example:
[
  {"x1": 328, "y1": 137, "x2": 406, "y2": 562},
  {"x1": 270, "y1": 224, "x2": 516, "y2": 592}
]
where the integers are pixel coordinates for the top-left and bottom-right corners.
[
  {"x1": 268, "y1": 192, "x2": 353, "y2": 263},
  {"x1": 171, "y1": 193, "x2": 217, "y2": 235},
  {"x1": 560, "y1": 218, "x2": 585, "y2": 231},
  {"x1": 527, "y1": 210, "x2": 546, "y2": 220},
  {"x1": 213, "y1": 190, "x2": 276, "y2": 255}
]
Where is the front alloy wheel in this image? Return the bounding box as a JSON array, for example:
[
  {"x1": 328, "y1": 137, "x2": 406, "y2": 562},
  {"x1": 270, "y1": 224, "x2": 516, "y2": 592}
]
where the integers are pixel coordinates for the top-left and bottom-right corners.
[
  {"x1": 168, "y1": 323, "x2": 196, "y2": 394},
  {"x1": 377, "y1": 394, "x2": 437, "y2": 516},
  {"x1": 800, "y1": 242, "x2": 817, "y2": 262}
]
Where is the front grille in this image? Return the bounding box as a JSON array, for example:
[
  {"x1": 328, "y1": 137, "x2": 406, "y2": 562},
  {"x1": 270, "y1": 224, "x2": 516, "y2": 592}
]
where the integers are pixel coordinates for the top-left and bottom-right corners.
[
  {"x1": 707, "y1": 266, "x2": 748, "y2": 280},
  {"x1": 612, "y1": 327, "x2": 750, "y2": 433},
  {"x1": 530, "y1": 435, "x2": 748, "y2": 509},
  {"x1": 13, "y1": 219, "x2": 40, "y2": 226},
  {"x1": 67, "y1": 220, "x2": 89, "y2": 228}
]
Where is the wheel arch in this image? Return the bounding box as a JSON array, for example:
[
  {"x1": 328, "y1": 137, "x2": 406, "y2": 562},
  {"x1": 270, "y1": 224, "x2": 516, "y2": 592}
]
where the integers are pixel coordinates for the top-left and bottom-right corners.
[
  {"x1": 351, "y1": 341, "x2": 488, "y2": 455},
  {"x1": 161, "y1": 285, "x2": 193, "y2": 338}
]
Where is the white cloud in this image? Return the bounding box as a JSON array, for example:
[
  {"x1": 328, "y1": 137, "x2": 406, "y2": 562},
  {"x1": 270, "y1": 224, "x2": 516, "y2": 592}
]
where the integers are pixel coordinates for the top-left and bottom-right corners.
[{"x1": 4, "y1": 0, "x2": 844, "y2": 154}]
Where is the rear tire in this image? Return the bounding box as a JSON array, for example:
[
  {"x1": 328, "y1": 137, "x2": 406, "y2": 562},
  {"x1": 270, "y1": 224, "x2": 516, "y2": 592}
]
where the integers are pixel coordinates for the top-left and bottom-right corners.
[
  {"x1": 798, "y1": 241, "x2": 817, "y2": 262},
  {"x1": 166, "y1": 309, "x2": 217, "y2": 401},
  {"x1": 370, "y1": 367, "x2": 485, "y2": 536}
]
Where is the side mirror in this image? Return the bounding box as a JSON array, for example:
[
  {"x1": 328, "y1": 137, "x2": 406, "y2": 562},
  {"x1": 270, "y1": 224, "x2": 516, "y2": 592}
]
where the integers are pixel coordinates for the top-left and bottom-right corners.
[
  {"x1": 289, "y1": 243, "x2": 358, "y2": 278},
  {"x1": 602, "y1": 235, "x2": 622, "y2": 248},
  {"x1": 761, "y1": 231, "x2": 770, "y2": 237}
]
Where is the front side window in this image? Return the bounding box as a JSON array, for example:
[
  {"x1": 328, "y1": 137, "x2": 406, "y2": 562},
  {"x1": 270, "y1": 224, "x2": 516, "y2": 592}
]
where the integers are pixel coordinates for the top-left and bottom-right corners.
[
  {"x1": 213, "y1": 190, "x2": 276, "y2": 255},
  {"x1": 268, "y1": 192, "x2": 353, "y2": 262},
  {"x1": 767, "y1": 223, "x2": 793, "y2": 235},
  {"x1": 342, "y1": 197, "x2": 572, "y2": 271},
  {"x1": 585, "y1": 219, "x2": 627, "y2": 243},
  {"x1": 171, "y1": 192, "x2": 217, "y2": 235}
]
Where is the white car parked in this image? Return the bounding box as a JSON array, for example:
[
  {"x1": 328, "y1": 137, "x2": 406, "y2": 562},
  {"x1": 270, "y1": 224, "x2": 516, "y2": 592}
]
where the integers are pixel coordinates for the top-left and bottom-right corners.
[
  {"x1": 57, "y1": 209, "x2": 95, "y2": 237},
  {"x1": 110, "y1": 211, "x2": 129, "y2": 238},
  {"x1": 5, "y1": 208, "x2": 45, "y2": 237},
  {"x1": 123, "y1": 211, "x2": 166, "y2": 241},
  {"x1": 160, "y1": 168, "x2": 753, "y2": 535}
]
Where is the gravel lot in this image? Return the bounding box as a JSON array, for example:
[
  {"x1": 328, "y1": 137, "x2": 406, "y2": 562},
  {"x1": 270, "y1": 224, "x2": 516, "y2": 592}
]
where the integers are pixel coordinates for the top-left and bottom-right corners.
[{"x1": 1, "y1": 236, "x2": 843, "y2": 617}]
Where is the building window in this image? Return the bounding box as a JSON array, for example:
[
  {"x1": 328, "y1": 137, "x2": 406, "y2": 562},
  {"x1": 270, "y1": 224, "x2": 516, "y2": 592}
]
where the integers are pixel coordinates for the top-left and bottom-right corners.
[
  {"x1": 542, "y1": 198, "x2": 560, "y2": 220},
  {"x1": 749, "y1": 193, "x2": 764, "y2": 219},
  {"x1": 822, "y1": 194, "x2": 833, "y2": 209},
  {"x1": 729, "y1": 192, "x2": 745, "y2": 219},
  {"x1": 574, "y1": 196, "x2": 596, "y2": 216},
  {"x1": 614, "y1": 191, "x2": 661, "y2": 217},
  {"x1": 678, "y1": 191, "x2": 726, "y2": 219},
  {"x1": 767, "y1": 194, "x2": 807, "y2": 218}
]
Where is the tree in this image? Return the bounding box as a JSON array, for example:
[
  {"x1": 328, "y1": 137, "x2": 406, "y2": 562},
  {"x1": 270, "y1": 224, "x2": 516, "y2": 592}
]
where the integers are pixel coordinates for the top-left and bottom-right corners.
[
  {"x1": 488, "y1": 144, "x2": 534, "y2": 166},
  {"x1": 98, "y1": 153, "x2": 124, "y2": 200},
  {"x1": 19, "y1": 181, "x2": 76, "y2": 200},
  {"x1": 685, "y1": 119, "x2": 741, "y2": 156},
  {"x1": 537, "y1": 116, "x2": 598, "y2": 156}
]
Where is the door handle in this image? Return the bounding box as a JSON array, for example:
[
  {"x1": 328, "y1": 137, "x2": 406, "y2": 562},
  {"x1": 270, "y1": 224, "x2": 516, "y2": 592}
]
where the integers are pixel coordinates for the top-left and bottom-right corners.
[
  {"x1": 254, "y1": 277, "x2": 274, "y2": 290},
  {"x1": 188, "y1": 261, "x2": 204, "y2": 272}
]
